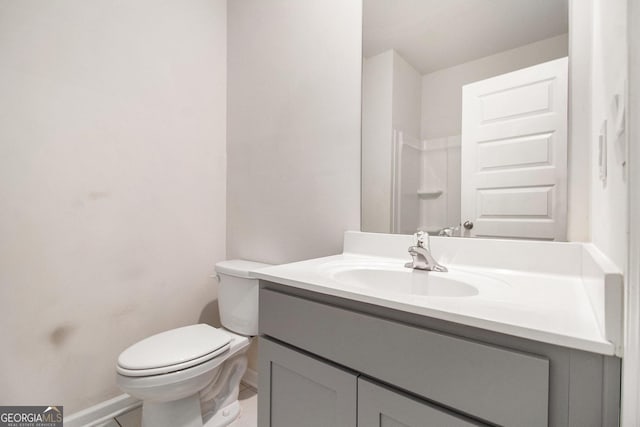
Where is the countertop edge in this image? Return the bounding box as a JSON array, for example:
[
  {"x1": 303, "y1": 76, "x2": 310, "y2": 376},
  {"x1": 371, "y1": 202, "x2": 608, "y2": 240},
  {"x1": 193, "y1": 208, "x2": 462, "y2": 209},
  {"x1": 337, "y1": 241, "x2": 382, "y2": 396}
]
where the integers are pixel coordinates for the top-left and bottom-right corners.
[{"x1": 255, "y1": 270, "x2": 616, "y2": 357}]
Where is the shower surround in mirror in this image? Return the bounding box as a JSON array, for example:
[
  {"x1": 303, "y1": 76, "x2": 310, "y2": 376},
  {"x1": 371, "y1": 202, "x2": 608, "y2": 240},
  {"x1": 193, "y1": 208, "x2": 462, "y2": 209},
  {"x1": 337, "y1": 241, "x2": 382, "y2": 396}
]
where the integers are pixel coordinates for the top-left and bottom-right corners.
[{"x1": 389, "y1": 131, "x2": 461, "y2": 235}]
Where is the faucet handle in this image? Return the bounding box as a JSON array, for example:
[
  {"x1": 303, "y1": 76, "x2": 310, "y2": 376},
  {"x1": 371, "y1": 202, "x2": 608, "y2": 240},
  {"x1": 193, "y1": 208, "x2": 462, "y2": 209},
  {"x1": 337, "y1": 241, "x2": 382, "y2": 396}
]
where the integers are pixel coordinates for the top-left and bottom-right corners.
[{"x1": 415, "y1": 231, "x2": 427, "y2": 248}]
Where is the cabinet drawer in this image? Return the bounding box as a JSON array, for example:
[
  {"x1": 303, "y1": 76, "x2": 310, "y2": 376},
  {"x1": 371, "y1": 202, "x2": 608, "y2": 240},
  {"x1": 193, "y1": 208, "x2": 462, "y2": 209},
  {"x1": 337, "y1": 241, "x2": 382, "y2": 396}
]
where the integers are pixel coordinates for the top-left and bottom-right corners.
[{"x1": 260, "y1": 288, "x2": 549, "y2": 427}]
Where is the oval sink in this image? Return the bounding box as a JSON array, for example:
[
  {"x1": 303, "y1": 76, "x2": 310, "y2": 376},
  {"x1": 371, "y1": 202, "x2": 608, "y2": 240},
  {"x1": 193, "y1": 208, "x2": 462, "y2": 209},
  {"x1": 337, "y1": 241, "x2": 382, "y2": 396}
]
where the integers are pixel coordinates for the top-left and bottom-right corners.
[{"x1": 332, "y1": 268, "x2": 479, "y2": 297}]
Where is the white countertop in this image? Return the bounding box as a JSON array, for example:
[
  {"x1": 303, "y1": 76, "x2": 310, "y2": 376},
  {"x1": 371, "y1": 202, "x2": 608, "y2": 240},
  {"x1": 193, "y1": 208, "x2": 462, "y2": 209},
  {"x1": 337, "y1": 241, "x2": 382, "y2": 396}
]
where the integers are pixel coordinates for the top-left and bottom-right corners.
[{"x1": 253, "y1": 232, "x2": 623, "y2": 356}]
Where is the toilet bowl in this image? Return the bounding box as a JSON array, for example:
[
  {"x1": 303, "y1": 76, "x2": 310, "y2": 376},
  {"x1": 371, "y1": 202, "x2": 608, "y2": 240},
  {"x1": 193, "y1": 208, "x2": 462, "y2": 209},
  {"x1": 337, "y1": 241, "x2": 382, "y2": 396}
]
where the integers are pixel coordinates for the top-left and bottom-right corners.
[{"x1": 115, "y1": 260, "x2": 270, "y2": 427}]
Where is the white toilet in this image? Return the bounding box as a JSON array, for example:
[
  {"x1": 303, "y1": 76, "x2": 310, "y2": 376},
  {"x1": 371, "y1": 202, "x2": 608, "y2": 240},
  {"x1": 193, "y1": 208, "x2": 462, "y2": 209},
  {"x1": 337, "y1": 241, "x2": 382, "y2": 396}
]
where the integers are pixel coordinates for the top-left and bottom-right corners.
[{"x1": 116, "y1": 260, "x2": 270, "y2": 427}]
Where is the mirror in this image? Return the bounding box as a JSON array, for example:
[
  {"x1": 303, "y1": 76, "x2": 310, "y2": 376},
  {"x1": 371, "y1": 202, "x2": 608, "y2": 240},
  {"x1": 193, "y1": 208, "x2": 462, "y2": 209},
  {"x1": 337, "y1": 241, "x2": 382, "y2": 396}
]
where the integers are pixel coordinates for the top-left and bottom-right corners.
[{"x1": 361, "y1": 0, "x2": 569, "y2": 240}]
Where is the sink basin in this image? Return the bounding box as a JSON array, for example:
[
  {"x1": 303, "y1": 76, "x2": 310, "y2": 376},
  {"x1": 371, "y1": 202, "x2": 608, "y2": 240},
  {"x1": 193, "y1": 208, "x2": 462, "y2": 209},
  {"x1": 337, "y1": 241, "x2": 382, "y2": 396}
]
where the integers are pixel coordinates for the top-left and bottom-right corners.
[
  {"x1": 332, "y1": 268, "x2": 479, "y2": 297},
  {"x1": 318, "y1": 259, "x2": 510, "y2": 299}
]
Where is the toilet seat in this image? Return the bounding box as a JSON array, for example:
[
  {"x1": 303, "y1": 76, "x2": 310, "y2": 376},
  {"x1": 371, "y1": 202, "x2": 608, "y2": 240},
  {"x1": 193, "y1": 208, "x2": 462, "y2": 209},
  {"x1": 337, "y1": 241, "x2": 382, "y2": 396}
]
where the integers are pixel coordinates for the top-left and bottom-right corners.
[{"x1": 117, "y1": 324, "x2": 232, "y2": 377}]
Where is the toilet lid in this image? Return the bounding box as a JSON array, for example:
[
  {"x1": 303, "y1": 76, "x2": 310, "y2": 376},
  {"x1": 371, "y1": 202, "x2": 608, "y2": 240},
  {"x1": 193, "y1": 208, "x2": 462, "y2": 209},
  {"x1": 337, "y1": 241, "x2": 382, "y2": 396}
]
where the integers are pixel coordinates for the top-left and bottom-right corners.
[{"x1": 117, "y1": 324, "x2": 231, "y2": 376}]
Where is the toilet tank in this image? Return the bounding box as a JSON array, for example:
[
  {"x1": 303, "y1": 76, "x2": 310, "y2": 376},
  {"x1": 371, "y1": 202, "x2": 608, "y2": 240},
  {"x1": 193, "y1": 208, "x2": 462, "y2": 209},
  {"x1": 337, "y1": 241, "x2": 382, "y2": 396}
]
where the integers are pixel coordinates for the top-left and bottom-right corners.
[{"x1": 214, "y1": 260, "x2": 271, "y2": 336}]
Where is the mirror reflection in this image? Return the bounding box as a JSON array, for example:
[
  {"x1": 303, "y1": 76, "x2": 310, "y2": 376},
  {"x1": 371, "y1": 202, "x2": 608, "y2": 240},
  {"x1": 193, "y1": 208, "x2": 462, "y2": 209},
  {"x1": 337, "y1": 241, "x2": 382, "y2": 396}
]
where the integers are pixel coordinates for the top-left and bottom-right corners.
[{"x1": 361, "y1": 0, "x2": 569, "y2": 240}]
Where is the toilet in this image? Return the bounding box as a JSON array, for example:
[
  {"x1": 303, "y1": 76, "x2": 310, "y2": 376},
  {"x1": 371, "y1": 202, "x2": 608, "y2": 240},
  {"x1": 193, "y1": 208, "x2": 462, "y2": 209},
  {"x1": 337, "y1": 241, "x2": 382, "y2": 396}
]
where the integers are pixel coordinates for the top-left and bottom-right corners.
[{"x1": 116, "y1": 260, "x2": 270, "y2": 427}]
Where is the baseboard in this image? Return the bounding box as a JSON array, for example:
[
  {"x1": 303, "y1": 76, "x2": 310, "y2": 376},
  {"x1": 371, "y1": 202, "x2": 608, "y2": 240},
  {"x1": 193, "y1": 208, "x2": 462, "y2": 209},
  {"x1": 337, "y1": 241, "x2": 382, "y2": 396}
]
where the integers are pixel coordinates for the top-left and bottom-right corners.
[
  {"x1": 64, "y1": 393, "x2": 141, "y2": 427},
  {"x1": 241, "y1": 368, "x2": 258, "y2": 390},
  {"x1": 65, "y1": 371, "x2": 254, "y2": 426}
]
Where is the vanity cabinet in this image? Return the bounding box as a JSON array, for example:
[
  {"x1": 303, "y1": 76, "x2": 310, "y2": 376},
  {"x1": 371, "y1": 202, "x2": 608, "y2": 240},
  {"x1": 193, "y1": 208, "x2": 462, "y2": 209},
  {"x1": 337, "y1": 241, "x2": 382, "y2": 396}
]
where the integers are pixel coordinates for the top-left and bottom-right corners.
[{"x1": 258, "y1": 283, "x2": 621, "y2": 427}]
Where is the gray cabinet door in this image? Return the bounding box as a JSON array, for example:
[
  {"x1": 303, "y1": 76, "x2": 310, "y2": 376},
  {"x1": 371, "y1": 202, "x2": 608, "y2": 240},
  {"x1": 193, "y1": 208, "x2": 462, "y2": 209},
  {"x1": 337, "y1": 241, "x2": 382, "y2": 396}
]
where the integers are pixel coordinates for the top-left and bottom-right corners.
[
  {"x1": 358, "y1": 378, "x2": 488, "y2": 427},
  {"x1": 258, "y1": 337, "x2": 357, "y2": 427}
]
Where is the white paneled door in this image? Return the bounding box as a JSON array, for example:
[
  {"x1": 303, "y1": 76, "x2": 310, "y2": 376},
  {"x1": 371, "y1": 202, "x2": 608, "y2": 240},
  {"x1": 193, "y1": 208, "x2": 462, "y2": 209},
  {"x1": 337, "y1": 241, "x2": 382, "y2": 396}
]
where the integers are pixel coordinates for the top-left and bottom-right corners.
[{"x1": 461, "y1": 57, "x2": 568, "y2": 240}]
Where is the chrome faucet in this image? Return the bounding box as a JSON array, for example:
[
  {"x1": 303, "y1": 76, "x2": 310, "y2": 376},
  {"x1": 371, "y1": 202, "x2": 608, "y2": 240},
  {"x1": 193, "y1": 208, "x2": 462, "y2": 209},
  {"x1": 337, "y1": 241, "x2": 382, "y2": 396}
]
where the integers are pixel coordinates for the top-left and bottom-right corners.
[
  {"x1": 404, "y1": 231, "x2": 448, "y2": 272},
  {"x1": 437, "y1": 225, "x2": 459, "y2": 237}
]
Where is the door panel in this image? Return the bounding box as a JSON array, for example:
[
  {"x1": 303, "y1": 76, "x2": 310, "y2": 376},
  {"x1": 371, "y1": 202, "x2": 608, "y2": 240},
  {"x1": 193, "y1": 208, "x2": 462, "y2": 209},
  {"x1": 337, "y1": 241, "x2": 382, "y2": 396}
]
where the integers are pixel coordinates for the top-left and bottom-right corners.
[
  {"x1": 478, "y1": 186, "x2": 553, "y2": 217},
  {"x1": 476, "y1": 133, "x2": 553, "y2": 170},
  {"x1": 480, "y1": 78, "x2": 554, "y2": 122},
  {"x1": 258, "y1": 337, "x2": 357, "y2": 427}
]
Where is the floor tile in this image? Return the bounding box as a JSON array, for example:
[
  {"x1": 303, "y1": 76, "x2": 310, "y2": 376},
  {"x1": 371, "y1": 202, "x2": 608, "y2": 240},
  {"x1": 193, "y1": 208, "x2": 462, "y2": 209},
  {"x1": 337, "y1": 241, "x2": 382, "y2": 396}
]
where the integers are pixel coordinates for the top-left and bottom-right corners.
[
  {"x1": 115, "y1": 406, "x2": 142, "y2": 427},
  {"x1": 231, "y1": 387, "x2": 257, "y2": 427},
  {"x1": 110, "y1": 390, "x2": 258, "y2": 427},
  {"x1": 94, "y1": 419, "x2": 120, "y2": 427}
]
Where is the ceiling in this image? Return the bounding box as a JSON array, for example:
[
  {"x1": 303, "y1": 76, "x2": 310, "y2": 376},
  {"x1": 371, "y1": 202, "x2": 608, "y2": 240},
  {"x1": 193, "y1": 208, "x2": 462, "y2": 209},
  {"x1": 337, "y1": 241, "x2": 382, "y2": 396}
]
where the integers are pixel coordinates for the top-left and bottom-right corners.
[{"x1": 363, "y1": 0, "x2": 568, "y2": 74}]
